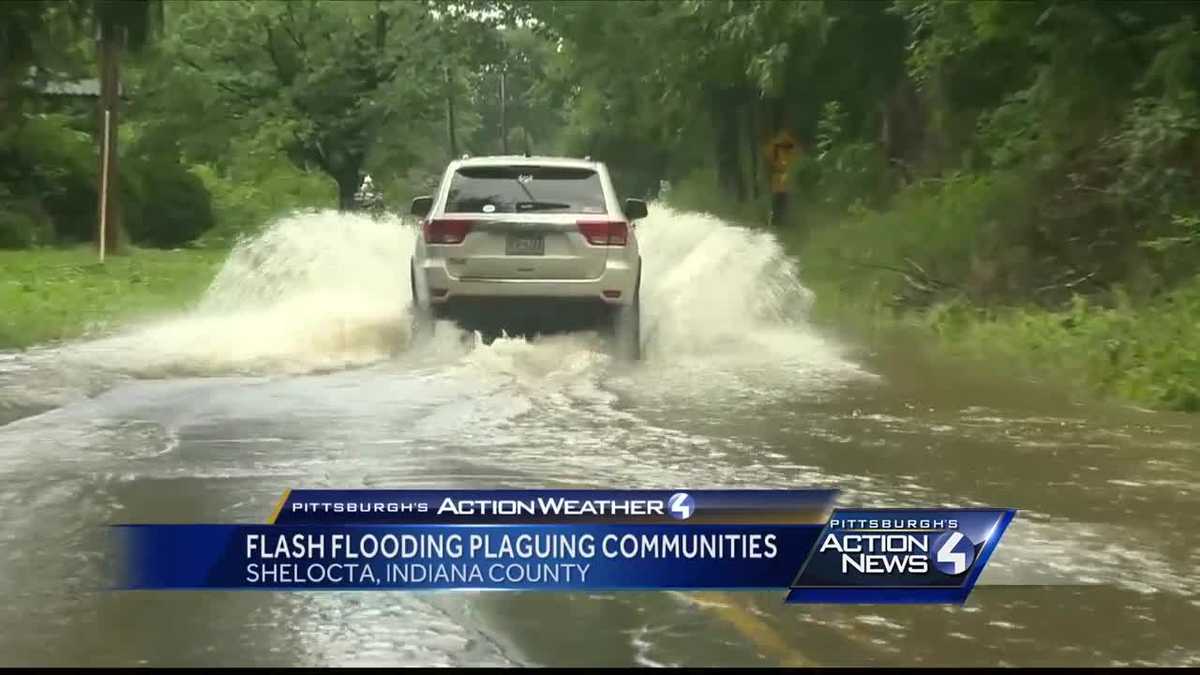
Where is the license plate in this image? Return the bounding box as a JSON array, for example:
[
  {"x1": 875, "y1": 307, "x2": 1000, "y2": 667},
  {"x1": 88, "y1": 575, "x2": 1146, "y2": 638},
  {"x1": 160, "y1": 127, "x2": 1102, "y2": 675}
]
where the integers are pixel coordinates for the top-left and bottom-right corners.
[{"x1": 505, "y1": 233, "x2": 544, "y2": 255}]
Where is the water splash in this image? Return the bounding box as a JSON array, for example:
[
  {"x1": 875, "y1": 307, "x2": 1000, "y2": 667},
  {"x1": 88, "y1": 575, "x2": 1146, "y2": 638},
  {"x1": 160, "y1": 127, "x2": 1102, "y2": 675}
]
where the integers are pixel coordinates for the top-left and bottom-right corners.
[
  {"x1": 60, "y1": 211, "x2": 416, "y2": 377},
  {"x1": 636, "y1": 205, "x2": 853, "y2": 374},
  {"x1": 15, "y1": 205, "x2": 862, "y2": 388}
]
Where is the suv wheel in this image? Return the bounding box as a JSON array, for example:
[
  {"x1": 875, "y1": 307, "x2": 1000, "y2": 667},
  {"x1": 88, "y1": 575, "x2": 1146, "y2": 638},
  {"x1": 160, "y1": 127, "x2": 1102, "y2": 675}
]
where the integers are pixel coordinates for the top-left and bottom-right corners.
[
  {"x1": 611, "y1": 290, "x2": 641, "y2": 362},
  {"x1": 410, "y1": 261, "x2": 434, "y2": 344}
]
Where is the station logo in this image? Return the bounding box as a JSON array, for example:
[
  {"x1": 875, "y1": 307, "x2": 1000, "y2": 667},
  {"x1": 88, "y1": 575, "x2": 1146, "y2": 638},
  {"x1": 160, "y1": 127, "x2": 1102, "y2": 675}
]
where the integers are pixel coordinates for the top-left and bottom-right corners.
[
  {"x1": 932, "y1": 530, "x2": 976, "y2": 575},
  {"x1": 787, "y1": 508, "x2": 1014, "y2": 603},
  {"x1": 668, "y1": 492, "x2": 695, "y2": 520}
]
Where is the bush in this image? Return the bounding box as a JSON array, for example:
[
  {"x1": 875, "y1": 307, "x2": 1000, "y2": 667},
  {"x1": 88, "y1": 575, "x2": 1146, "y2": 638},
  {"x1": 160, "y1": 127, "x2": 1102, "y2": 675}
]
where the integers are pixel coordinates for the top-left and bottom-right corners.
[
  {"x1": 0, "y1": 114, "x2": 217, "y2": 248},
  {"x1": 791, "y1": 101, "x2": 893, "y2": 213},
  {"x1": 124, "y1": 158, "x2": 215, "y2": 247},
  {"x1": 190, "y1": 157, "x2": 335, "y2": 247},
  {"x1": 0, "y1": 198, "x2": 54, "y2": 248},
  {"x1": 794, "y1": 170, "x2": 1035, "y2": 312},
  {"x1": 926, "y1": 278, "x2": 1200, "y2": 412},
  {"x1": 1, "y1": 114, "x2": 97, "y2": 243},
  {"x1": 665, "y1": 166, "x2": 767, "y2": 225}
]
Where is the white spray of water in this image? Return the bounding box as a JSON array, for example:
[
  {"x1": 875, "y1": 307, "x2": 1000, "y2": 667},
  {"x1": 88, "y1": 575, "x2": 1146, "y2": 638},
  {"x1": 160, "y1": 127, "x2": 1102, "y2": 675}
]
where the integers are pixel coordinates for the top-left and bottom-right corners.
[
  {"x1": 44, "y1": 204, "x2": 864, "y2": 387},
  {"x1": 60, "y1": 211, "x2": 417, "y2": 376},
  {"x1": 429, "y1": 204, "x2": 868, "y2": 408},
  {"x1": 636, "y1": 207, "x2": 840, "y2": 366}
]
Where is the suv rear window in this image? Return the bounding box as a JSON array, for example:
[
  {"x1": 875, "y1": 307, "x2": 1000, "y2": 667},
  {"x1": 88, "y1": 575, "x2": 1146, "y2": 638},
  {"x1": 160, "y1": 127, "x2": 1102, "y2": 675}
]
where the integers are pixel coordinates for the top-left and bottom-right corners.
[{"x1": 445, "y1": 166, "x2": 607, "y2": 214}]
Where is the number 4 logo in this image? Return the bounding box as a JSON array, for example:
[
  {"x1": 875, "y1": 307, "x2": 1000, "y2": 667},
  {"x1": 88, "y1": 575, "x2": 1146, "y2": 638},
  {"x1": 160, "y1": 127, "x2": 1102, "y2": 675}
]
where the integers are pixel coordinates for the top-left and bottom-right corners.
[
  {"x1": 933, "y1": 530, "x2": 976, "y2": 575},
  {"x1": 668, "y1": 493, "x2": 694, "y2": 520}
]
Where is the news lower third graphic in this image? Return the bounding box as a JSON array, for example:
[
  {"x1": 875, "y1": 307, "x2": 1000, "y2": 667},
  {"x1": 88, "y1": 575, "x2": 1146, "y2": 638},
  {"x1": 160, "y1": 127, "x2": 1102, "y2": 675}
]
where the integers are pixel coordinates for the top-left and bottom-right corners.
[{"x1": 113, "y1": 490, "x2": 1015, "y2": 604}]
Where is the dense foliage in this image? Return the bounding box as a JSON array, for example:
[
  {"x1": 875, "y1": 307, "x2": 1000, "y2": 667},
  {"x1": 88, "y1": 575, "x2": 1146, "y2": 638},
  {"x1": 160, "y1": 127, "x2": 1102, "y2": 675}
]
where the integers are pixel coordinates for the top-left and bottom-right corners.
[
  {"x1": 508, "y1": 0, "x2": 1200, "y2": 409},
  {"x1": 511, "y1": 1, "x2": 1200, "y2": 304}
]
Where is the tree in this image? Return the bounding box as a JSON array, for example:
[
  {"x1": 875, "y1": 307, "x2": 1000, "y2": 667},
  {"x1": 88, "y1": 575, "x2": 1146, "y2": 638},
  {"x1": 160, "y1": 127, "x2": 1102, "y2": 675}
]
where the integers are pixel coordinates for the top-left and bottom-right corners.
[
  {"x1": 166, "y1": 0, "x2": 412, "y2": 210},
  {"x1": 465, "y1": 25, "x2": 565, "y2": 157},
  {"x1": 92, "y1": 0, "x2": 158, "y2": 255},
  {"x1": 166, "y1": 0, "x2": 480, "y2": 211},
  {"x1": 420, "y1": 1, "x2": 506, "y2": 159},
  {"x1": 1, "y1": 2, "x2": 47, "y2": 119}
]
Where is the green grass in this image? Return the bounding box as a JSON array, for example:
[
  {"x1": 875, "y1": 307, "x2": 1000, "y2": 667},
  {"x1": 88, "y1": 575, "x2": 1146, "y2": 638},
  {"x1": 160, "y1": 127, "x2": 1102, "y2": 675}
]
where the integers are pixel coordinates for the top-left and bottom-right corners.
[
  {"x1": 917, "y1": 282, "x2": 1200, "y2": 412},
  {"x1": 0, "y1": 246, "x2": 226, "y2": 349}
]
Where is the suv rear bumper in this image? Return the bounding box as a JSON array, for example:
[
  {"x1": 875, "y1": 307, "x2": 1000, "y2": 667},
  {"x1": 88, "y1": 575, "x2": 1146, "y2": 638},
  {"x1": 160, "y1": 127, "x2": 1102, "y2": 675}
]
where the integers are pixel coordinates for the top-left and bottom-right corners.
[
  {"x1": 417, "y1": 258, "x2": 638, "y2": 306},
  {"x1": 431, "y1": 296, "x2": 618, "y2": 336}
]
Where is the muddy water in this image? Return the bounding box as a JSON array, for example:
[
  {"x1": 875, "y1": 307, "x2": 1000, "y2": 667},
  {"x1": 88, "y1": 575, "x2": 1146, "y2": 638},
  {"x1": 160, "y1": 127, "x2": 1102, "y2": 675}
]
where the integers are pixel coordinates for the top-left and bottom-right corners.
[{"x1": 0, "y1": 206, "x2": 1196, "y2": 666}]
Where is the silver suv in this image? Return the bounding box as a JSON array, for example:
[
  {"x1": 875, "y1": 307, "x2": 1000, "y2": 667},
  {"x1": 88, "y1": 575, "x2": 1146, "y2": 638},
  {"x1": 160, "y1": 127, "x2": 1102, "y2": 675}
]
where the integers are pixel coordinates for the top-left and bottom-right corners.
[{"x1": 409, "y1": 155, "x2": 646, "y2": 359}]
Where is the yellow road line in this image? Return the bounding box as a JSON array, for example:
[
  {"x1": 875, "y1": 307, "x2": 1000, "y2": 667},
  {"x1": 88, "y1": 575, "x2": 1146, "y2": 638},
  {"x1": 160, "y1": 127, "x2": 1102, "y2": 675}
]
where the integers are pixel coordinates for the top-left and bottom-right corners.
[{"x1": 692, "y1": 591, "x2": 817, "y2": 666}]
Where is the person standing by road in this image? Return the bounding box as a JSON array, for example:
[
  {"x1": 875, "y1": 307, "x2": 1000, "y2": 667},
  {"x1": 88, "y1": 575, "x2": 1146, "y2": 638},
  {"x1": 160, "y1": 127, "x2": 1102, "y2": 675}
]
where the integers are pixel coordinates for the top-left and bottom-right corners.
[
  {"x1": 354, "y1": 174, "x2": 386, "y2": 218},
  {"x1": 764, "y1": 129, "x2": 798, "y2": 228}
]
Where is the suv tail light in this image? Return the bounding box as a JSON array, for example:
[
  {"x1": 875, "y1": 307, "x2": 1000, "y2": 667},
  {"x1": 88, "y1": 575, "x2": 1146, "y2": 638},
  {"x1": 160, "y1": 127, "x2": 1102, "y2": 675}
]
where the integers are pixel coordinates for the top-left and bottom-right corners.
[
  {"x1": 423, "y1": 218, "x2": 474, "y2": 244},
  {"x1": 577, "y1": 220, "x2": 628, "y2": 246}
]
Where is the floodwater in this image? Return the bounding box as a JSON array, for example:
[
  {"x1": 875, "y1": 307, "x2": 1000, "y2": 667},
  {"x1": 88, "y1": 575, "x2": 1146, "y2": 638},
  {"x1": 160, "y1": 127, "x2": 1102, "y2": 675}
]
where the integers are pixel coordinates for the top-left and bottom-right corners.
[{"x1": 0, "y1": 206, "x2": 1196, "y2": 666}]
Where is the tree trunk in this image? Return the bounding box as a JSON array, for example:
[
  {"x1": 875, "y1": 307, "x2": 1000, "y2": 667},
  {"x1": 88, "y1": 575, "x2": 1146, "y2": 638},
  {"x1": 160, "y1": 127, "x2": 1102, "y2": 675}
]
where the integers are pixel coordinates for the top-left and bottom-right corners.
[
  {"x1": 881, "y1": 73, "x2": 925, "y2": 186},
  {"x1": 0, "y1": 76, "x2": 9, "y2": 120},
  {"x1": 747, "y1": 100, "x2": 761, "y2": 201},
  {"x1": 499, "y1": 70, "x2": 508, "y2": 154},
  {"x1": 375, "y1": 0, "x2": 387, "y2": 50},
  {"x1": 96, "y1": 20, "x2": 123, "y2": 255},
  {"x1": 711, "y1": 89, "x2": 745, "y2": 203},
  {"x1": 336, "y1": 169, "x2": 361, "y2": 212}
]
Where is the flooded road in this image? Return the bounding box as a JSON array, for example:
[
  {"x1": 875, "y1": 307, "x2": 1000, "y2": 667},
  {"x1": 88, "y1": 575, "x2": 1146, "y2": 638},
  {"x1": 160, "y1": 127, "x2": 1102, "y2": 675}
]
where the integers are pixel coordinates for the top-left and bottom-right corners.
[{"x1": 0, "y1": 207, "x2": 1197, "y2": 666}]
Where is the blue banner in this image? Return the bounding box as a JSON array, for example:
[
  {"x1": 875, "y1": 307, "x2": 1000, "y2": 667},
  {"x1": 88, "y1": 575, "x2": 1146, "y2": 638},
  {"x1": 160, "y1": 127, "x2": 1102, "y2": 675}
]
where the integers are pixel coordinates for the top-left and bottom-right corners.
[
  {"x1": 117, "y1": 524, "x2": 821, "y2": 590},
  {"x1": 270, "y1": 489, "x2": 839, "y2": 525},
  {"x1": 113, "y1": 490, "x2": 1015, "y2": 604}
]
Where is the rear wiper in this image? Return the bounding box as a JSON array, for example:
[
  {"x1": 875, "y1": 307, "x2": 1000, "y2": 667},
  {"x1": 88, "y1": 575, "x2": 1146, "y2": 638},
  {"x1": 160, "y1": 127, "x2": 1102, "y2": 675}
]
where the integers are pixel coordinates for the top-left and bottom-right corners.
[{"x1": 516, "y1": 200, "x2": 571, "y2": 212}]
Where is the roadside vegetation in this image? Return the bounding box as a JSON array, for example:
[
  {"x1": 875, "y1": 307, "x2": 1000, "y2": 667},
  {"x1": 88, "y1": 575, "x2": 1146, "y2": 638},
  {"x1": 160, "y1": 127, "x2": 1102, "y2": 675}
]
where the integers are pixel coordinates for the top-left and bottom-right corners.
[
  {"x1": 644, "y1": 2, "x2": 1200, "y2": 412},
  {"x1": 0, "y1": 246, "x2": 222, "y2": 348},
  {"x1": 2, "y1": 1, "x2": 1197, "y2": 410}
]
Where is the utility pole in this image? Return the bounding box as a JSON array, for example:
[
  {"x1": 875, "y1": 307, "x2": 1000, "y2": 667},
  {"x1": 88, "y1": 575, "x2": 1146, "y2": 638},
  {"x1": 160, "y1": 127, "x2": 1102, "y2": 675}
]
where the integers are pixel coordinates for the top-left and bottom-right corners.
[
  {"x1": 499, "y1": 69, "x2": 508, "y2": 154},
  {"x1": 96, "y1": 16, "x2": 123, "y2": 257},
  {"x1": 444, "y1": 65, "x2": 458, "y2": 158},
  {"x1": 99, "y1": 109, "x2": 111, "y2": 262}
]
